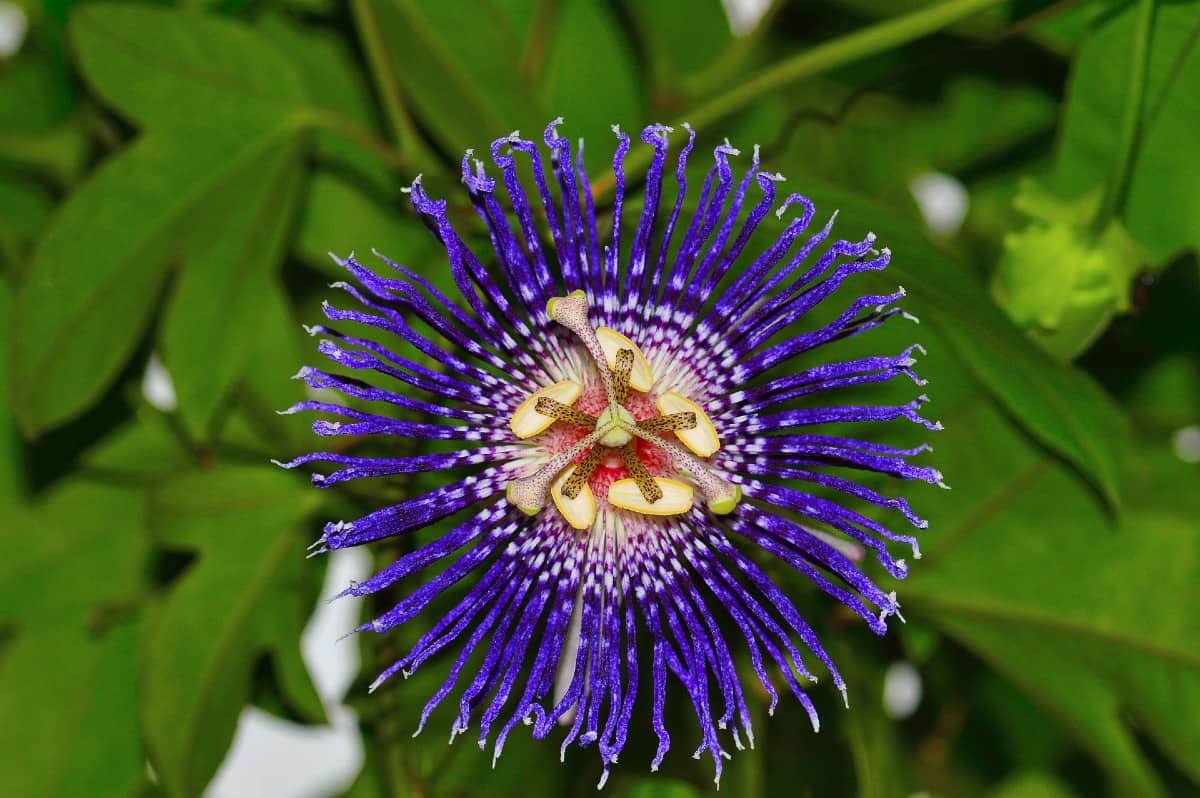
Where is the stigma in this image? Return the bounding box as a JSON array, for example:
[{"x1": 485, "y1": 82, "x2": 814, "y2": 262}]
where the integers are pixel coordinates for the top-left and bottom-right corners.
[{"x1": 506, "y1": 291, "x2": 740, "y2": 530}]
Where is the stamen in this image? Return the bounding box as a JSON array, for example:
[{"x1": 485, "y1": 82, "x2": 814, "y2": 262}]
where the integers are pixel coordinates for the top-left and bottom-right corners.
[
  {"x1": 551, "y1": 467, "x2": 596, "y2": 530},
  {"x1": 595, "y1": 327, "x2": 654, "y2": 392},
  {"x1": 609, "y1": 478, "x2": 693, "y2": 516},
  {"x1": 617, "y1": 444, "x2": 664, "y2": 503},
  {"x1": 628, "y1": 426, "x2": 741, "y2": 514},
  {"x1": 534, "y1": 397, "x2": 597, "y2": 430},
  {"x1": 562, "y1": 446, "x2": 606, "y2": 500},
  {"x1": 656, "y1": 391, "x2": 721, "y2": 457},
  {"x1": 611, "y1": 348, "x2": 634, "y2": 404},
  {"x1": 636, "y1": 412, "x2": 697, "y2": 433},
  {"x1": 510, "y1": 380, "x2": 583, "y2": 439}
]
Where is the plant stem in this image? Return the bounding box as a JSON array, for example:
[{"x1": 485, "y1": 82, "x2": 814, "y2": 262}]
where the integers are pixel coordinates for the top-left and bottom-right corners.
[
  {"x1": 349, "y1": 0, "x2": 439, "y2": 166},
  {"x1": 296, "y1": 106, "x2": 412, "y2": 173},
  {"x1": 519, "y1": 0, "x2": 562, "y2": 79},
  {"x1": 679, "y1": 0, "x2": 784, "y2": 99},
  {"x1": 590, "y1": 0, "x2": 1009, "y2": 199},
  {"x1": 1093, "y1": 0, "x2": 1156, "y2": 233}
]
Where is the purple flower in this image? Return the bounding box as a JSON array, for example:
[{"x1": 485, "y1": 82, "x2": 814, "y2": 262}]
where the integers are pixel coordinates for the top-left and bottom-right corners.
[{"x1": 278, "y1": 120, "x2": 943, "y2": 786}]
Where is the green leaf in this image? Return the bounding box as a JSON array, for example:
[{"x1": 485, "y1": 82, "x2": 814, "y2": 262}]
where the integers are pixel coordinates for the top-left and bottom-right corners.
[
  {"x1": 797, "y1": 182, "x2": 1129, "y2": 508},
  {"x1": 0, "y1": 481, "x2": 148, "y2": 628},
  {"x1": 0, "y1": 23, "x2": 75, "y2": 135},
  {"x1": 69, "y1": 3, "x2": 306, "y2": 132},
  {"x1": 0, "y1": 620, "x2": 145, "y2": 798},
  {"x1": 989, "y1": 772, "x2": 1079, "y2": 798},
  {"x1": 0, "y1": 283, "x2": 24, "y2": 502},
  {"x1": 907, "y1": 76, "x2": 1057, "y2": 175},
  {"x1": 9, "y1": 5, "x2": 316, "y2": 435},
  {"x1": 234, "y1": 283, "x2": 311, "y2": 454},
  {"x1": 296, "y1": 171, "x2": 438, "y2": 278},
  {"x1": 256, "y1": 12, "x2": 392, "y2": 190},
  {"x1": 904, "y1": 401, "x2": 1200, "y2": 796},
  {"x1": 0, "y1": 480, "x2": 150, "y2": 797},
  {"x1": 10, "y1": 126, "x2": 297, "y2": 434},
  {"x1": 11, "y1": 10, "x2": 309, "y2": 434},
  {"x1": 616, "y1": 779, "x2": 705, "y2": 798},
  {"x1": 360, "y1": 0, "x2": 542, "y2": 154},
  {"x1": 619, "y1": 0, "x2": 731, "y2": 86},
  {"x1": 79, "y1": 411, "x2": 193, "y2": 482},
  {"x1": 537, "y1": 0, "x2": 641, "y2": 145},
  {"x1": 142, "y1": 465, "x2": 324, "y2": 798},
  {"x1": 0, "y1": 177, "x2": 53, "y2": 279},
  {"x1": 161, "y1": 139, "x2": 304, "y2": 438},
  {"x1": 1056, "y1": 0, "x2": 1200, "y2": 263}
]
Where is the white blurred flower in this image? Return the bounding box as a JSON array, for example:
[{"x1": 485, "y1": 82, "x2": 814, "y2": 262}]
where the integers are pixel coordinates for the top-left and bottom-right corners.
[
  {"x1": 883, "y1": 660, "x2": 922, "y2": 719},
  {"x1": 0, "y1": 2, "x2": 27, "y2": 59},
  {"x1": 910, "y1": 172, "x2": 969, "y2": 238},
  {"x1": 1172, "y1": 425, "x2": 1200, "y2": 464},
  {"x1": 722, "y1": 0, "x2": 771, "y2": 35},
  {"x1": 141, "y1": 353, "x2": 177, "y2": 412}
]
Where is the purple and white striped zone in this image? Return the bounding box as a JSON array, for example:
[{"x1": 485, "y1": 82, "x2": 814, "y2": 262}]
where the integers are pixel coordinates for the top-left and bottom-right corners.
[{"x1": 278, "y1": 120, "x2": 944, "y2": 786}]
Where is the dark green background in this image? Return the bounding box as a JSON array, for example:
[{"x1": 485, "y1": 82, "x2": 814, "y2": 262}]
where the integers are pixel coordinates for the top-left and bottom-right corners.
[{"x1": 1, "y1": 0, "x2": 1198, "y2": 796}]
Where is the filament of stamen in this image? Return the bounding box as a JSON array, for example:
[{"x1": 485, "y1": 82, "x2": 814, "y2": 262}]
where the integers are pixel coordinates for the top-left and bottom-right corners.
[
  {"x1": 636, "y1": 412, "x2": 697, "y2": 433},
  {"x1": 534, "y1": 397, "x2": 598, "y2": 429},
  {"x1": 617, "y1": 444, "x2": 664, "y2": 503},
  {"x1": 562, "y1": 446, "x2": 606, "y2": 500},
  {"x1": 611, "y1": 348, "x2": 634, "y2": 404}
]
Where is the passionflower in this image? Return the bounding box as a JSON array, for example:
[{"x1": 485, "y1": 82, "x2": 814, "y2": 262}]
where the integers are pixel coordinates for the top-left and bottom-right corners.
[{"x1": 279, "y1": 120, "x2": 943, "y2": 786}]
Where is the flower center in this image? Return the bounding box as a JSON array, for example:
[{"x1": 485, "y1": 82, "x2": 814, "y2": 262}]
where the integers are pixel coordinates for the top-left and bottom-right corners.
[
  {"x1": 505, "y1": 291, "x2": 742, "y2": 530},
  {"x1": 595, "y1": 405, "x2": 635, "y2": 448}
]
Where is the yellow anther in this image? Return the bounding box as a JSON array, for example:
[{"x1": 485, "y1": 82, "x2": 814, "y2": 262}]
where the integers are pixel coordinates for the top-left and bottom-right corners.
[
  {"x1": 655, "y1": 391, "x2": 720, "y2": 457},
  {"x1": 509, "y1": 380, "x2": 583, "y2": 439},
  {"x1": 617, "y1": 444, "x2": 663, "y2": 504},
  {"x1": 551, "y1": 468, "x2": 597, "y2": 531},
  {"x1": 608, "y1": 478, "x2": 693, "y2": 516},
  {"x1": 595, "y1": 327, "x2": 654, "y2": 392}
]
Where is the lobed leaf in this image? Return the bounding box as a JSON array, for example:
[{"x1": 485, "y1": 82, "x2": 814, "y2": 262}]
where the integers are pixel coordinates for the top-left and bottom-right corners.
[{"x1": 141, "y1": 466, "x2": 324, "y2": 798}]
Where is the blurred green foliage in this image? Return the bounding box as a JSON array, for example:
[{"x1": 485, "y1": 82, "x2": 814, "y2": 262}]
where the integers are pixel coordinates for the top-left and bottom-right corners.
[{"x1": 1, "y1": 0, "x2": 1198, "y2": 796}]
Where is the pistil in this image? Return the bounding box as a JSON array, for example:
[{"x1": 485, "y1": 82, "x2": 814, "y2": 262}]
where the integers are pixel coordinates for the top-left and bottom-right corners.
[{"x1": 507, "y1": 291, "x2": 741, "y2": 524}]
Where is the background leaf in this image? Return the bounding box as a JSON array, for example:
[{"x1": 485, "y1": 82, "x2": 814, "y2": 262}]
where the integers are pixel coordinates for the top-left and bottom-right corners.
[
  {"x1": 9, "y1": 5, "x2": 313, "y2": 434},
  {"x1": 360, "y1": 0, "x2": 541, "y2": 154},
  {"x1": 161, "y1": 140, "x2": 304, "y2": 438},
  {"x1": 141, "y1": 466, "x2": 323, "y2": 797},
  {"x1": 68, "y1": 4, "x2": 306, "y2": 131},
  {"x1": 0, "y1": 481, "x2": 150, "y2": 797},
  {"x1": 799, "y1": 183, "x2": 1130, "y2": 509},
  {"x1": 1055, "y1": 0, "x2": 1200, "y2": 263}
]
